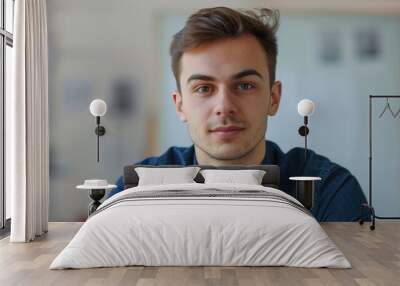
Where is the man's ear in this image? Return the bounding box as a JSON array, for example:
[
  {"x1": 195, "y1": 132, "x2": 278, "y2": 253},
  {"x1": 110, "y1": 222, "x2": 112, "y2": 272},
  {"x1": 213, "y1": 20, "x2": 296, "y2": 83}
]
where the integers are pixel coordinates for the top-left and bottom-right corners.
[
  {"x1": 268, "y1": 81, "x2": 282, "y2": 116},
  {"x1": 171, "y1": 90, "x2": 187, "y2": 122}
]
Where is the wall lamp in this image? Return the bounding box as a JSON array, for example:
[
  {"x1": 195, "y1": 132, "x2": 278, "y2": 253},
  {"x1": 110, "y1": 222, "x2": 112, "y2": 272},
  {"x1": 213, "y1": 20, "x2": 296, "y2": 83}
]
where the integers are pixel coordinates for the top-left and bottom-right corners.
[{"x1": 89, "y1": 99, "x2": 107, "y2": 162}]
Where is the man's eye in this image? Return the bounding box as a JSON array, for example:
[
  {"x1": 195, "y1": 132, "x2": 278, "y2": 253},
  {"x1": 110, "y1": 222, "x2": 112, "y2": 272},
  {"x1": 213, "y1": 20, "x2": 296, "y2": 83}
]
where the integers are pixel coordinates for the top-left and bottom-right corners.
[
  {"x1": 195, "y1": 86, "x2": 211, "y2": 93},
  {"x1": 237, "y1": 83, "x2": 255, "y2": 91}
]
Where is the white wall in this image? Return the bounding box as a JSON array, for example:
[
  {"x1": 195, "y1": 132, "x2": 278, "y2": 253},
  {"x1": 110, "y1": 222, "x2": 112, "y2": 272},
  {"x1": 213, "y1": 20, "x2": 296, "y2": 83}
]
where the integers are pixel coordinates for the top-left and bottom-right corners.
[{"x1": 47, "y1": 0, "x2": 151, "y2": 221}]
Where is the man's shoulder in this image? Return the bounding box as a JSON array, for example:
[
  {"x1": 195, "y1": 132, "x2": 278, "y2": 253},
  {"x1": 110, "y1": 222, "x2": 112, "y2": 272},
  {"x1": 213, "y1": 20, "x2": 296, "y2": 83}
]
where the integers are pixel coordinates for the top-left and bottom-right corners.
[
  {"x1": 283, "y1": 145, "x2": 352, "y2": 180},
  {"x1": 108, "y1": 145, "x2": 195, "y2": 199},
  {"x1": 286, "y1": 146, "x2": 331, "y2": 166},
  {"x1": 278, "y1": 144, "x2": 367, "y2": 221},
  {"x1": 136, "y1": 145, "x2": 195, "y2": 165}
]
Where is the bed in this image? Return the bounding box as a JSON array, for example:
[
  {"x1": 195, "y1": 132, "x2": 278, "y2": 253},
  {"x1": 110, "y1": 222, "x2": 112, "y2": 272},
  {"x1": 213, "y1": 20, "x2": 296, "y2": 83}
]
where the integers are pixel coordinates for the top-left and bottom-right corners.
[{"x1": 49, "y1": 165, "x2": 350, "y2": 269}]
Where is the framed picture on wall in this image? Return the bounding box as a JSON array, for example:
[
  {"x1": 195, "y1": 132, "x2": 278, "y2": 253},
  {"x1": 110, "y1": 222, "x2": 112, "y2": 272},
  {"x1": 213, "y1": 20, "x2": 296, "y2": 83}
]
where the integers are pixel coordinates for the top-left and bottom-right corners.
[{"x1": 354, "y1": 27, "x2": 382, "y2": 61}]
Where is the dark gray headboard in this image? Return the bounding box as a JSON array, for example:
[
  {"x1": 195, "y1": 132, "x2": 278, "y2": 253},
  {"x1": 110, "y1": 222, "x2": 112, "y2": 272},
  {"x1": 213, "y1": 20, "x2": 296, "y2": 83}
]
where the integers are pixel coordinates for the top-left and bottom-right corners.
[{"x1": 123, "y1": 165, "x2": 280, "y2": 189}]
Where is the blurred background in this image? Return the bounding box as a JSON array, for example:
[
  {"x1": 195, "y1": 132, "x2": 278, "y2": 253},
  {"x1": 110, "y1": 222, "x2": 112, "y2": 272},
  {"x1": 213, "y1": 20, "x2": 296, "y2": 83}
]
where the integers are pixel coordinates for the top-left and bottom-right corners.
[{"x1": 46, "y1": 0, "x2": 400, "y2": 221}]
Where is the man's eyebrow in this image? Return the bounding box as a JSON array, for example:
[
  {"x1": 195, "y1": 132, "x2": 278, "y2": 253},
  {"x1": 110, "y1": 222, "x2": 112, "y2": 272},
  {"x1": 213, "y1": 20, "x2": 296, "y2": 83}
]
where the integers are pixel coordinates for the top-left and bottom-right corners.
[
  {"x1": 186, "y1": 69, "x2": 263, "y2": 84},
  {"x1": 187, "y1": 74, "x2": 216, "y2": 84},
  {"x1": 231, "y1": 69, "x2": 263, "y2": 80}
]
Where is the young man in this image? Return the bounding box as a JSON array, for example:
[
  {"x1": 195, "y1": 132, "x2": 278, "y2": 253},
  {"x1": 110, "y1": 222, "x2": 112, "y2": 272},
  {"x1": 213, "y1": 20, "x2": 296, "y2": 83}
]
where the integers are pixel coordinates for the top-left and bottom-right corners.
[{"x1": 109, "y1": 7, "x2": 367, "y2": 221}]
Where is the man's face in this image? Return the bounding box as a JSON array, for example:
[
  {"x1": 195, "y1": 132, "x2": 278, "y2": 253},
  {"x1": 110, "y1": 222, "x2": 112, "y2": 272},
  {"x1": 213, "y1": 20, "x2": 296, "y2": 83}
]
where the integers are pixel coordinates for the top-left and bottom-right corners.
[{"x1": 172, "y1": 33, "x2": 281, "y2": 161}]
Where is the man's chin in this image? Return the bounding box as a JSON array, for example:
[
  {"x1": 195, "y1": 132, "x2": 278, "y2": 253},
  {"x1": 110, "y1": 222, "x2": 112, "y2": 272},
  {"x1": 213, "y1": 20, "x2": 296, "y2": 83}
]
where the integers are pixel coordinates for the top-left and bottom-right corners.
[
  {"x1": 193, "y1": 133, "x2": 265, "y2": 162},
  {"x1": 207, "y1": 145, "x2": 251, "y2": 161}
]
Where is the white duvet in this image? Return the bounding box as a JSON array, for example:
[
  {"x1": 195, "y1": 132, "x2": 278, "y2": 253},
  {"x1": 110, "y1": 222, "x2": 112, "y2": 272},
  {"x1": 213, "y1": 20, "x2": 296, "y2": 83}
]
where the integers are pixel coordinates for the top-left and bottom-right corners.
[{"x1": 50, "y1": 183, "x2": 351, "y2": 269}]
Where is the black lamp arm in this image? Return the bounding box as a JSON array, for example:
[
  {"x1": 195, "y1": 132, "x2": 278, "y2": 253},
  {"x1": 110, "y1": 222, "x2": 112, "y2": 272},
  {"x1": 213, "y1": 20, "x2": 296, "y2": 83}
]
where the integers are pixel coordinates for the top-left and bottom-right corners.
[
  {"x1": 298, "y1": 116, "x2": 309, "y2": 162},
  {"x1": 94, "y1": 116, "x2": 106, "y2": 162}
]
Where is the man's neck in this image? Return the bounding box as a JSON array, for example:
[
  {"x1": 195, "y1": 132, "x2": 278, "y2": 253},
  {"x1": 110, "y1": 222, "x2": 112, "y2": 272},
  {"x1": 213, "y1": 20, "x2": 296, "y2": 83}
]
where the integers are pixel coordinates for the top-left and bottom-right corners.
[{"x1": 195, "y1": 140, "x2": 266, "y2": 166}]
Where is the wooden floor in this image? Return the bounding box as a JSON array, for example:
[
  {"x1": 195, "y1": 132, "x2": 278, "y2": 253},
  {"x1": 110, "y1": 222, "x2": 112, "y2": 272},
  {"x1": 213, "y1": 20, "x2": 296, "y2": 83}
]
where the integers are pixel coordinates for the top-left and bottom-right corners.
[{"x1": 0, "y1": 222, "x2": 399, "y2": 286}]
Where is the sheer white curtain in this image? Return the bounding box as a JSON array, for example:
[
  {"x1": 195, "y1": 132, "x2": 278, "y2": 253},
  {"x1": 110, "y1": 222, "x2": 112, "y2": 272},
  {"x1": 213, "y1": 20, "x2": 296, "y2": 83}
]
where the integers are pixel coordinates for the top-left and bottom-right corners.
[{"x1": 7, "y1": 0, "x2": 49, "y2": 242}]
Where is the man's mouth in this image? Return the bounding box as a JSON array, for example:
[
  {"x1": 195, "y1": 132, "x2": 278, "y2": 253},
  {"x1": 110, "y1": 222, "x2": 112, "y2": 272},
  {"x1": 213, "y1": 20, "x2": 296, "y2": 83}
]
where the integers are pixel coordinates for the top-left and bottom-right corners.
[{"x1": 209, "y1": 125, "x2": 245, "y2": 139}]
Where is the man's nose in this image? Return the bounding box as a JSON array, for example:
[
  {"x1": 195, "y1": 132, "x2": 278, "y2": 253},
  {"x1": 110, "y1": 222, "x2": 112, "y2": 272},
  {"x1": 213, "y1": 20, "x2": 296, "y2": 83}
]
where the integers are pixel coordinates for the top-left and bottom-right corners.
[{"x1": 214, "y1": 88, "x2": 237, "y2": 116}]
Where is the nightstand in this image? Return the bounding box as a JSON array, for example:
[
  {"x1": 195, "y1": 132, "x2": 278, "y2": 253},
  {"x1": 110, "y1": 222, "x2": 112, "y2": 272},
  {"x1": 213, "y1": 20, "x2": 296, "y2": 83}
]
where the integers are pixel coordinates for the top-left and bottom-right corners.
[
  {"x1": 77, "y1": 179, "x2": 116, "y2": 215},
  {"x1": 289, "y1": 176, "x2": 321, "y2": 210}
]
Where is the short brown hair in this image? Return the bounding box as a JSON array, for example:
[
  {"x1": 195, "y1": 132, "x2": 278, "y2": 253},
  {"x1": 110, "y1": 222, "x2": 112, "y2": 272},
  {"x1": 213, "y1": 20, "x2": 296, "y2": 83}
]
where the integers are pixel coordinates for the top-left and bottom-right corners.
[{"x1": 170, "y1": 7, "x2": 280, "y2": 92}]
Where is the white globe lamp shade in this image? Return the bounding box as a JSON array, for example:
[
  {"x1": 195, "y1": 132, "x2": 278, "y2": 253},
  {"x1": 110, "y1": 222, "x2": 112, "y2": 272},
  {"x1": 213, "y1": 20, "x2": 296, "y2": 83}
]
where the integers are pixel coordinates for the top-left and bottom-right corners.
[
  {"x1": 90, "y1": 99, "x2": 107, "y2": 117},
  {"x1": 297, "y1": 99, "x2": 315, "y2": 117}
]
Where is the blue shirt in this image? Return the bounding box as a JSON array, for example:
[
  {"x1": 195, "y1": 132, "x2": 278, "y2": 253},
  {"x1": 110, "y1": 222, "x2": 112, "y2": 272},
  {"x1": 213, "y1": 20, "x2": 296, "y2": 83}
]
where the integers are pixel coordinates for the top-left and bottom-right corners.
[{"x1": 108, "y1": 140, "x2": 368, "y2": 222}]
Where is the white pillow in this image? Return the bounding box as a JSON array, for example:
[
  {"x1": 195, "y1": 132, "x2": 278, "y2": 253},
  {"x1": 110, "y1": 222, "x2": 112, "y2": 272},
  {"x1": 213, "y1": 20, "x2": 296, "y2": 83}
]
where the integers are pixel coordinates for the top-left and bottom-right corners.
[
  {"x1": 200, "y1": 169, "x2": 266, "y2": 185},
  {"x1": 135, "y1": 167, "x2": 201, "y2": 186}
]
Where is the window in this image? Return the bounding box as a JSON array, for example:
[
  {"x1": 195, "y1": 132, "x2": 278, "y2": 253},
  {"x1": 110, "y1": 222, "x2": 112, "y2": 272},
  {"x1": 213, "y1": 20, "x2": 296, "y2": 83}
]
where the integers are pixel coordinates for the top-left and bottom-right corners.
[{"x1": 0, "y1": 0, "x2": 14, "y2": 234}]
